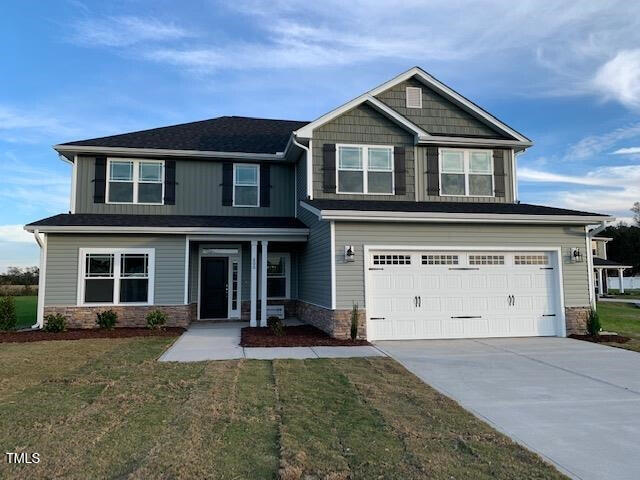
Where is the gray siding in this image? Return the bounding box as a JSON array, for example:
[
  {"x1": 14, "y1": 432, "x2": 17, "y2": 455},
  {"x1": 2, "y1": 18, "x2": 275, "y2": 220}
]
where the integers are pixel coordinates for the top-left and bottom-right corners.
[
  {"x1": 297, "y1": 208, "x2": 332, "y2": 308},
  {"x1": 312, "y1": 103, "x2": 415, "y2": 201},
  {"x1": 296, "y1": 152, "x2": 308, "y2": 202},
  {"x1": 375, "y1": 77, "x2": 507, "y2": 138},
  {"x1": 415, "y1": 146, "x2": 515, "y2": 203},
  {"x1": 333, "y1": 223, "x2": 590, "y2": 310},
  {"x1": 45, "y1": 234, "x2": 185, "y2": 306},
  {"x1": 75, "y1": 156, "x2": 294, "y2": 216}
]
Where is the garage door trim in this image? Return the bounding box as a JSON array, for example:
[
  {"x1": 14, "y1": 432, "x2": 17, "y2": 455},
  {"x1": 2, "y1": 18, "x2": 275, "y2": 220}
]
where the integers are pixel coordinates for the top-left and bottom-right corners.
[{"x1": 363, "y1": 245, "x2": 567, "y2": 340}]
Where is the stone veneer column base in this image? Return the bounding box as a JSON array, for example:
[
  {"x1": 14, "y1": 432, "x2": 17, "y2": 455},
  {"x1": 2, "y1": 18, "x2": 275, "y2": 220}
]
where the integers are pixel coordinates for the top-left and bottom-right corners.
[
  {"x1": 297, "y1": 301, "x2": 366, "y2": 340},
  {"x1": 43, "y1": 304, "x2": 196, "y2": 329},
  {"x1": 565, "y1": 306, "x2": 590, "y2": 335}
]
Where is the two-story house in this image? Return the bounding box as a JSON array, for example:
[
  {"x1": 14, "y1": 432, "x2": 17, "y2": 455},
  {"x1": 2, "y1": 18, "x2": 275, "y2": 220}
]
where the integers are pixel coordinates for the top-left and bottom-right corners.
[{"x1": 25, "y1": 67, "x2": 613, "y2": 340}]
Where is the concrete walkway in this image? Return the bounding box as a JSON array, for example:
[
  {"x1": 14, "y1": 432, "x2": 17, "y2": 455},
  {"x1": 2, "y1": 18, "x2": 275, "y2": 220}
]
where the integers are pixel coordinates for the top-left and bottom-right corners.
[
  {"x1": 377, "y1": 337, "x2": 640, "y2": 480},
  {"x1": 158, "y1": 321, "x2": 385, "y2": 362}
]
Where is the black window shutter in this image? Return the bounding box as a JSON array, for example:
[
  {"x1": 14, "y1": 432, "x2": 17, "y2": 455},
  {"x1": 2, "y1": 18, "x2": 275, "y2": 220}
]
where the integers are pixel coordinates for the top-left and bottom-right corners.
[
  {"x1": 222, "y1": 162, "x2": 233, "y2": 206},
  {"x1": 164, "y1": 160, "x2": 176, "y2": 205},
  {"x1": 394, "y1": 146, "x2": 406, "y2": 195},
  {"x1": 260, "y1": 163, "x2": 270, "y2": 207},
  {"x1": 93, "y1": 156, "x2": 107, "y2": 203},
  {"x1": 425, "y1": 147, "x2": 440, "y2": 196},
  {"x1": 323, "y1": 143, "x2": 336, "y2": 193},
  {"x1": 493, "y1": 149, "x2": 506, "y2": 198}
]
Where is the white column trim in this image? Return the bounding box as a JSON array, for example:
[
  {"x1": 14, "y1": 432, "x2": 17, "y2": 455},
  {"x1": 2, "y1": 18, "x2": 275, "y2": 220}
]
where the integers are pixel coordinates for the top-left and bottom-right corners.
[
  {"x1": 183, "y1": 236, "x2": 190, "y2": 304},
  {"x1": 597, "y1": 268, "x2": 604, "y2": 296},
  {"x1": 70, "y1": 155, "x2": 78, "y2": 213},
  {"x1": 250, "y1": 240, "x2": 258, "y2": 327},
  {"x1": 260, "y1": 240, "x2": 268, "y2": 327},
  {"x1": 34, "y1": 230, "x2": 46, "y2": 329},
  {"x1": 585, "y1": 226, "x2": 595, "y2": 308},
  {"x1": 330, "y1": 221, "x2": 336, "y2": 310},
  {"x1": 619, "y1": 268, "x2": 625, "y2": 293}
]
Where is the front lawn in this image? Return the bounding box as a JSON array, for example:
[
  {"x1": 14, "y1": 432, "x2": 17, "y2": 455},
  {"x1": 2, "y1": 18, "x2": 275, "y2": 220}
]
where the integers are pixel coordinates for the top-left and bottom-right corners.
[
  {"x1": 0, "y1": 336, "x2": 565, "y2": 479},
  {"x1": 606, "y1": 288, "x2": 640, "y2": 300},
  {"x1": 2, "y1": 295, "x2": 37, "y2": 329},
  {"x1": 597, "y1": 301, "x2": 640, "y2": 352}
]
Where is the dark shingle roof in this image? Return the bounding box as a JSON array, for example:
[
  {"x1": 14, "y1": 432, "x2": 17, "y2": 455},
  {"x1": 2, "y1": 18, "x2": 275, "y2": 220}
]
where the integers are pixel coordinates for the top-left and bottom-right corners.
[
  {"x1": 303, "y1": 199, "x2": 608, "y2": 217},
  {"x1": 593, "y1": 257, "x2": 631, "y2": 267},
  {"x1": 27, "y1": 214, "x2": 306, "y2": 229},
  {"x1": 60, "y1": 116, "x2": 309, "y2": 154}
]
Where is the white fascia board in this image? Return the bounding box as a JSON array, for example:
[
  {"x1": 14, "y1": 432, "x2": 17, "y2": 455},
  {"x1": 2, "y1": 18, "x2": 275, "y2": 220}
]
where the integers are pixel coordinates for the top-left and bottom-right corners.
[
  {"x1": 417, "y1": 136, "x2": 532, "y2": 147},
  {"x1": 294, "y1": 66, "x2": 531, "y2": 144},
  {"x1": 23, "y1": 225, "x2": 309, "y2": 235},
  {"x1": 54, "y1": 144, "x2": 286, "y2": 161}
]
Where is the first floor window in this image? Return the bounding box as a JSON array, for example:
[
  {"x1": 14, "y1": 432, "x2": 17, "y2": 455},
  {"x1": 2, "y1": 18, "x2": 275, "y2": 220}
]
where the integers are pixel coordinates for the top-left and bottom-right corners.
[
  {"x1": 233, "y1": 164, "x2": 259, "y2": 206},
  {"x1": 108, "y1": 159, "x2": 164, "y2": 204},
  {"x1": 440, "y1": 149, "x2": 494, "y2": 197},
  {"x1": 81, "y1": 249, "x2": 153, "y2": 304},
  {"x1": 337, "y1": 145, "x2": 394, "y2": 194},
  {"x1": 267, "y1": 253, "x2": 289, "y2": 299}
]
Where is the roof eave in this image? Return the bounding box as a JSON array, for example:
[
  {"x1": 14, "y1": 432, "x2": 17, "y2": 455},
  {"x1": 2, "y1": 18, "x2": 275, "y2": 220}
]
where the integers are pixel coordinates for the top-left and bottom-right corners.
[{"x1": 24, "y1": 224, "x2": 309, "y2": 236}]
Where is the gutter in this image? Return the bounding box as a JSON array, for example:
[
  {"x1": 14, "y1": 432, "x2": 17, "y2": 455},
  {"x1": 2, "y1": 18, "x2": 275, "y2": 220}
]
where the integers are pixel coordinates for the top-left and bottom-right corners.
[
  {"x1": 32, "y1": 230, "x2": 46, "y2": 329},
  {"x1": 53, "y1": 145, "x2": 287, "y2": 161},
  {"x1": 24, "y1": 225, "x2": 309, "y2": 235}
]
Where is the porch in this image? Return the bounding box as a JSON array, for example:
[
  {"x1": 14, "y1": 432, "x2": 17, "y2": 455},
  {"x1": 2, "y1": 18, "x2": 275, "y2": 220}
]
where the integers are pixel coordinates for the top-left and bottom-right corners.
[{"x1": 593, "y1": 257, "x2": 633, "y2": 296}]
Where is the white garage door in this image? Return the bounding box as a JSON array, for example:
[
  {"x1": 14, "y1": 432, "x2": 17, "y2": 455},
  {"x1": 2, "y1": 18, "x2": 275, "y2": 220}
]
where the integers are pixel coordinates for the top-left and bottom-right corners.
[{"x1": 366, "y1": 250, "x2": 561, "y2": 341}]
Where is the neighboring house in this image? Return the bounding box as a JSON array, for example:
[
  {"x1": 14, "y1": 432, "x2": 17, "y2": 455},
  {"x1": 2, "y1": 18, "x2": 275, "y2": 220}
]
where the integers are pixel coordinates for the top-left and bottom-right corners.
[
  {"x1": 590, "y1": 236, "x2": 632, "y2": 295},
  {"x1": 25, "y1": 67, "x2": 613, "y2": 340}
]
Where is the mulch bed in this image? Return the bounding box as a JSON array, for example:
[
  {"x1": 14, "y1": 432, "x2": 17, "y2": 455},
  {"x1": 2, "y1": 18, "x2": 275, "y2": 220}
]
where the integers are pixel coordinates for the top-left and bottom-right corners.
[
  {"x1": 569, "y1": 333, "x2": 630, "y2": 344},
  {"x1": 0, "y1": 327, "x2": 185, "y2": 344},
  {"x1": 241, "y1": 325, "x2": 370, "y2": 347}
]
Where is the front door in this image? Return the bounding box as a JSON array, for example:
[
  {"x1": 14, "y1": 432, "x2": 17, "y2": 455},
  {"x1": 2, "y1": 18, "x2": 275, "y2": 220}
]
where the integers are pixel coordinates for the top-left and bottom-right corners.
[{"x1": 200, "y1": 257, "x2": 229, "y2": 319}]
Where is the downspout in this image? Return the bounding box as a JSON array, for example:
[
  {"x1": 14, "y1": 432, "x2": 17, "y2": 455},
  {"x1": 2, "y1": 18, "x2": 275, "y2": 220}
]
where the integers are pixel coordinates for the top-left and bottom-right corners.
[
  {"x1": 292, "y1": 136, "x2": 313, "y2": 201},
  {"x1": 32, "y1": 229, "x2": 46, "y2": 329}
]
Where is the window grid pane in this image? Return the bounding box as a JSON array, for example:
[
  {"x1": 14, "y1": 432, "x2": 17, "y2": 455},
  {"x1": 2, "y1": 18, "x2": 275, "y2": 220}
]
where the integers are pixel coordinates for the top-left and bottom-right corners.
[
  {"x1": 121, "y1": 254, "x2": 148, "y2": 277},
  {"x1": 441, "y1": 152, "x2": 464, "y2": 173},
  {"x1": 368, "y1": 148, "x2": 392, "y2": 171},
  {"x1": 338, "y1": 147, "x2": 363, "y2": 170},
  {"x1": 469, "y1": 255, "x2": 505, "y2": 265},
  {"x1": 421, "y1": 255, "x2": 459, "y2": 265},
  {"x1": 235, "y1": 165, "x2": 258, "y2": 185},
  {"x1": 515, "y1": 255, "x2": 549, "y2": 265},
  {"x1": 469, "y1": 152, "x2": 492, "y2": 173},
  {"x1": 110, "y1": 161, "x2": 133, "y2": 181},
  {"x1": 86, "y1": 254, "x2": 114, "y2": 277},
  {"x1": 139, "y1": 162, "x2": 163, "y2": 182},
  {"x1": 372, "y1": 254, "x2": 411, "y2": 265}
]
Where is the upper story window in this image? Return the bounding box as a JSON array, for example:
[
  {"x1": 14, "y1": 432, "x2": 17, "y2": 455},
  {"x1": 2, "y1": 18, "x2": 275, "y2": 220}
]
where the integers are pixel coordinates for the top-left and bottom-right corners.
[
  {"x1": 107, "y1": 159, "x2": 164, "y2": 204},
  {"x1": 440, "y1": 149, "x2": 493, "y2": 197},
  {"x1": 233, "y1": 164, "x2": 259, "y2": 207},
  {"x1": 337, "y1": 145, "x2": 394, "y2": 195}
]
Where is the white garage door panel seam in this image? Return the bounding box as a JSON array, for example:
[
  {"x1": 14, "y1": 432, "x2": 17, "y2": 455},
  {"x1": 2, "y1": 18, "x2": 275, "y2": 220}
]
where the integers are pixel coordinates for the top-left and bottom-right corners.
[{"x1": 364, "y1": 246, "x2": 566, "y2": 341}]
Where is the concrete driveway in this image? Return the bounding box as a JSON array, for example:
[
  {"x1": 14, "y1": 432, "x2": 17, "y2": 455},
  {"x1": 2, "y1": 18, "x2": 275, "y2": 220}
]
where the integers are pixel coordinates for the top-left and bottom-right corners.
[{"x1": 376, "y1": 337, "x2": 640, "y2": 480}]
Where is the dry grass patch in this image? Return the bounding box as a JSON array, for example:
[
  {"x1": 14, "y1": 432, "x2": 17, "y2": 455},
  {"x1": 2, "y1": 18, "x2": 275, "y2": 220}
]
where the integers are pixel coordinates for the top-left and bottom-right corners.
[{"x1": 1, "y1": 338, "x2": 565, "y2": 479}]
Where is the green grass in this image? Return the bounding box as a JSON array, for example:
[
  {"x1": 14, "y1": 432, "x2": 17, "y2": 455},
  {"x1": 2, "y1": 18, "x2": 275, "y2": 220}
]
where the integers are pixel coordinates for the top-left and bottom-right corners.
[
  {"x1": 597, "y1": 301, "x2": 640, "y2": 352},
  {"x1": 606, "y1": 289, "x2": 640, "y2": 300},
  {"x1": 0, "y1": 336, "x2": 566, "y2": 479},
  {"x1": 1, "y1": 296, "x2": 37, "y2": 330}
]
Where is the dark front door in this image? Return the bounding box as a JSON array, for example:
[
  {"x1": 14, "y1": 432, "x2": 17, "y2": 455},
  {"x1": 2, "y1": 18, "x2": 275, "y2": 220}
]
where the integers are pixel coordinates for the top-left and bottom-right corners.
[{"x1": 200, "y1": 257, "x2": 229, "y2": 319}]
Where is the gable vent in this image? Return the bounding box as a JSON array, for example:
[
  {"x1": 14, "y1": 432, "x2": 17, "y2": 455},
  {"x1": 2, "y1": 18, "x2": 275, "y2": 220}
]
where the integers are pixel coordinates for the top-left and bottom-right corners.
[{"x1": 406, "y1": 86, "x2": 422, "y2": 108}]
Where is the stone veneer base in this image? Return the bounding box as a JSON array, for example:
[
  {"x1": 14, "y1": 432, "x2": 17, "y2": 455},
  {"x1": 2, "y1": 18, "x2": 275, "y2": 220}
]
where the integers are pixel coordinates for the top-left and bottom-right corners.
[
  {"x1": 296, "y1": 301, "x2": 366, "y2": 340},
  {"x1": 564, "y1": 306, "x2": 590, "y2": 335},
  {"x1": 44, "y1": 304, "x2": 196, "y2": 329}
]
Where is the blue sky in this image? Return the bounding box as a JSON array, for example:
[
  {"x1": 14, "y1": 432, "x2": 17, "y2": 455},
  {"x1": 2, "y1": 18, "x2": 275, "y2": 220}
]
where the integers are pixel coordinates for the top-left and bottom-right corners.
[{"x1": 2, "y1": 0, "x2": 640, "y2": 271}]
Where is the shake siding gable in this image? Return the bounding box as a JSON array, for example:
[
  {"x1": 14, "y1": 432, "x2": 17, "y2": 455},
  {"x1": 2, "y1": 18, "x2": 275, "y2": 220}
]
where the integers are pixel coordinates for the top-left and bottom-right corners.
[
  {"x1": 312, "y1": 103, "x2": 415, "y2": 201},
  {"x1": 333, "y1": 222, "x2": 590, "y2": 310},
  {"x1": 375, "y1": 77, "x2": 508, "y2": 138}
]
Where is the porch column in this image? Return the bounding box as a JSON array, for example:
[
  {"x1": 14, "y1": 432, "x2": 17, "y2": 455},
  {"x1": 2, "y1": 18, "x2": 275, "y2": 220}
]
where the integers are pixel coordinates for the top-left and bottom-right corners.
[
  {"x1": 619, "y1": 268, "x2": 625, "y2": 293},
  {"x1": 260, "y1": 240, "x2": 269, "y2": 327},
  {"x1": 597, "y1": 268, "x2": 604, "y2": 296},
  {"x1": 250, "y1": 240, "x2": 258, "y2": 327}
]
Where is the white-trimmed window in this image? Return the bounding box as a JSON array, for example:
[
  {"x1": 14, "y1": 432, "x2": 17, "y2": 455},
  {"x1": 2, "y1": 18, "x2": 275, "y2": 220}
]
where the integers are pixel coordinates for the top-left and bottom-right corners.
[
  {"x1": 107, "y1": 159, "x2": 164, "y2": 204},
  {"x1": 233, "y1": 164, "x2": 259, "y2": 207},
  {"x1": 406, "y1": 86, "x2": 422, "y2": 108},
  {"x1": 440, "y1": 149, "x2": 493, "y2": 197},
  {"x1": 267, "y1": 253, "x2": 290, "y2": 299},
  {"x1": 337, "y1": 145, "x2": 394, "y2": 194},
  {"x1": 79, "y1": 248, "x2": 154, "y2": 305}
]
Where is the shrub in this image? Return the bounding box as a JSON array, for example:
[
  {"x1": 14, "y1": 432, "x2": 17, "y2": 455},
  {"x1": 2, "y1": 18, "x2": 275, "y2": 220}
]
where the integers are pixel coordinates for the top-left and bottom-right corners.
[
  {"x1": 350, "y1": 303, "x2": 359, "y2": 340},
  {"x1": 0, "y1": 296, "x2": 17, "y2": 331},
  {"x1": 44, "y1": 313, "x2": 67, "y2": 332},
  {"x1": 586, "y1": 308, "x2": 601, "y2": 337},
  {"x1": 96, "y1": 309, "x2": 118, "y2": 329},
  {"x1": 267, "y1": 316, "x2": 285, "y2": 336},
  {"x1": 146, "y1": 310, "x2": 167, "y2": 330}
]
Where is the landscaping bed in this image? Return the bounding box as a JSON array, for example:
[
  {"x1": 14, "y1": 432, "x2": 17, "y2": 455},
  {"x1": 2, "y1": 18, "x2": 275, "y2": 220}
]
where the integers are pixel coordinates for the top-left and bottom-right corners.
[
  {"x1": 241, "y1": 324, "x2": 370, "y2": 347},
  {"x1": 569, "y1": 333, "x2": 630, "y2": 344},
  {"x1": 0, "y1": 327, "x2": 185, "y2": 343}
]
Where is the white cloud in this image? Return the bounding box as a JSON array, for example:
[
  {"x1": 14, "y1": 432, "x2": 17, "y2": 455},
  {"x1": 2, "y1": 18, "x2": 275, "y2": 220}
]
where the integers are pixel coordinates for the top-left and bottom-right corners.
[
  {"x1": 0, "y1": 106, "x2": 80, "y2": 143},
  {"x1": 592, "y1": 50, "x2": 640, "y2": 109},
  {"x1": 0, "y1": 225, "x2": 33, "y2": 243},
  {"x1": 71, "y1": 16, "x2": 193, "y2": 47},
  {"x1": 612, "y1": 147, "x2": 640, "y2": 155},
  {"x1": 565, "y1": 123, "x2": 640, "y2": 160}
]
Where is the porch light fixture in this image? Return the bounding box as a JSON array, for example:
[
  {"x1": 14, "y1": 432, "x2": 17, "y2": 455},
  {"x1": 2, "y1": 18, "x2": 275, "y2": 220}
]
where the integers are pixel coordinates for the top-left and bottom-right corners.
[
  {"x1": 344, "y1": 245, "x2": 355, "y2": 262},
  {"x1": 570, "y1": 247, "x2": 583, "y2": 263}
]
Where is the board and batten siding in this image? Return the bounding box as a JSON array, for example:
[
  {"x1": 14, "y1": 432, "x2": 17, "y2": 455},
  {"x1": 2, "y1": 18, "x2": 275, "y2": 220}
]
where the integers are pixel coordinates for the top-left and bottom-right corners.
[
  {"x1": 415, "y1": 146, "x2": 515, "y2": 203},
  {"x1": 375, "y1": 77, "x2": 507, "y2": 138},
  {"x1": 311, "y1": 103, "x2": 415, "y2": 201},
  {"x1": 45, "y1": 234, "x2": 186, "y2": 306},
  {"x1": 333, "y1": 222, "x2": 590, "y2": 310},
  {"x1": 296, "y1": 208, "x2": 332, "y2": 308},
  {"x1": 75, "y1": 156, "x2": 295, "y2": 216}
]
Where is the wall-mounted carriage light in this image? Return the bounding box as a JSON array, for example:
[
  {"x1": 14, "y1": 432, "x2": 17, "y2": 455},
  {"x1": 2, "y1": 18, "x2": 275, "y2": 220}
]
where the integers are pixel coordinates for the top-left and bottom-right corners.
[
  {"x1": 344, "y1": 245, "x2": 355, "y2": 262},
  {"x1": 570, "y1": 247, "x2": 583, "y2": 263}
]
